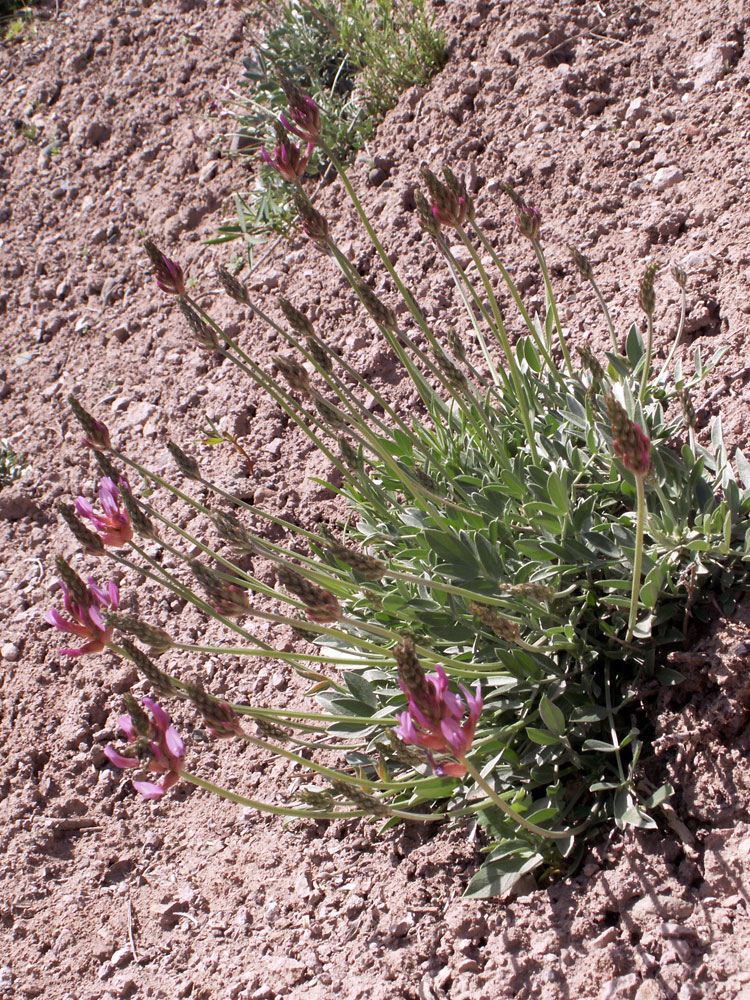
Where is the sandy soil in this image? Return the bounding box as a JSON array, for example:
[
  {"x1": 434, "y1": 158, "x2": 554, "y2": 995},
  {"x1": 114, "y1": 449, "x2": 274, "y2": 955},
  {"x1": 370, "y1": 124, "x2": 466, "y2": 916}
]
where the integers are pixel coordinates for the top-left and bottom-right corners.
[{"x1": 2, "y1": 1, "x2": 750, "y2": 998}]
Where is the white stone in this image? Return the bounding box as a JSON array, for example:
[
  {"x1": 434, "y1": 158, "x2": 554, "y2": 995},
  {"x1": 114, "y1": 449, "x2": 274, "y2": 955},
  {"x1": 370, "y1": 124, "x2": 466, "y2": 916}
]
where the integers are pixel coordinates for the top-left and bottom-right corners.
[
  {"x1": 625, "y1": 97, "x2": 648, "y2": 123},
  {"x1": 1, "y1": 642, "x2": 20, "y2": 662},
  {"x1": 652, "y1": 166, "x2": 684, "y2": 192}
]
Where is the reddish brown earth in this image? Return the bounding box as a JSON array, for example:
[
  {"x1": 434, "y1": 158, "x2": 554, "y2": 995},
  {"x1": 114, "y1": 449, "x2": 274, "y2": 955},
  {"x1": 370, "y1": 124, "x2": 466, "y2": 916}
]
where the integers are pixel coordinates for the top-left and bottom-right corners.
[{"x1": 2, "y1": 1, "x2": 750, "y2": 998}]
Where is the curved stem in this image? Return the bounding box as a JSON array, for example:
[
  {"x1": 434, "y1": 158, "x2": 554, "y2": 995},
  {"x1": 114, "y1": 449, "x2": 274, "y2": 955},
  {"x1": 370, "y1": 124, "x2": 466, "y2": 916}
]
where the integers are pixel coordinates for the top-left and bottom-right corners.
[
  {"x1": 626, "y1": 473, "x2": 647, "y2": 643},
  {"x1": 459, "y1": 757, "x2": 589, "y2": 841},
  {"x1": 639, "y1": 313, "x2": 654, "y2": 401},
  {"x1": 532, "y1": 239, "x2": 574, "y2": 377}
]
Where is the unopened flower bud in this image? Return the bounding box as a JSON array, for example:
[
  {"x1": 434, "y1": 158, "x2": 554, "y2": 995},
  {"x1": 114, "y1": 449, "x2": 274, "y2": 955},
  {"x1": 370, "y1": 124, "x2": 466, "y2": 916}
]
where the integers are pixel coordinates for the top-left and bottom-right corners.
[
  {"x1": 446, "y1": 328, "x2": 466, "y2": 363},
  {"x1": 119, "y1": 637, "x2": 183, "y2": 697},
  {"x1": 278, "y1": 76, "x2": 321, "y2": 144},
  {"x1": 122, "y1": 692, "x2": 152, "y2": 738},
  {"x1": 339, "y1": 436, "x2": 363, "y2": 471},
  {"x1": 273, "y1": 354, "x2": 311, "y2": 396},
  {"x1": 166, "y1": 440, "x2": 201, "y2": 481},
  {"x1": 638, "y1": 262, "x2": 660, "y2": 317},
  {"x1": 434, "y1": 350, "x2": 467, "y2": 388},
  {"x1": 216, "y1": 265, "x2": 251, "y2": 306},
  {"x1": 254, "y1": 718, "x2": 291, "y2": 741},
  {"x1": 177, "y1": 299, "x2": 220, "y2": 351},
  {"x1": 671, "y1": 264, "x2": 687, "y2": 290},
  {"x1": 184, "y1": 683, "x2": 245, "y2": 738},
  {"x1": 605, "y1": 395, "x2": 651, "y2": 477},
  {"x1": 570, "y1": 245, "x2": 593, "y2": 280},
  {"x1": 443, "y1": 166, "x2": 474, "y2": 223},
  {"x1": 330, "y1": 780, "x2": 390, "y2": 816},
  {"x1": 314, "y1": 396, "x2": 346, "y2": 431},
  {"x1": 678, "y1": 387, "x2": 696, "y2": 430},
  {"x1": 305, "y1": 336, "x2": 332, "y2": 373},
  {"x1": 118, "y1": 485, "x2": 157, "y2": 541},
  {"x1": 414, "y1": 188, "x2": 442, "y2": 237},
  {"x1": 93, "y1": 450, "x2": 120, "y2": 482},
  {"x1": 411, "y1": 467, "x2": 439, "y2": 493},
  {"x1": 577, "y1": 345, "x2": 605, "y2": 384},
  {"x1": 54, "y1": 555, "x2": 89, "y2": 609},
  {"x1": 294, "y1": 193, "x2": 329, "y2": 248},
  {"x1": 420, "y1": 165, "x2": 467, "y2": 229},
  {"x1": 394, "y1": 637, "x2": 428, "y2": 702},
  {"x1": 57, "y1": 501, "x2": 105, "y2": 557},
  {"x1": 213, "y1": 510, "x2": 261, "y2": 555},
  {"x1": 108, "y1": 615, "x2": 174, "y2": 656},
  {"x1": 356, "y1": 281, "x2": 397, "y2": 332},
  {"x1": 68, "y1": 395, "x2": 112, "y2": 451},
  {"x1": 515, "y1": 201, "x2": 541, "y2": 241},
  {"x1": 276, "y1": 566, "x2": 342, "y2": 622},
  {"x1": 278, "y1": 297, "x2": 316, "y2": 337},
  {"x1": 324, "y1": 538, "x2": 385, "y2": 582},
  {"x1": 299, "y1": 787, "x2": 335, "y2": 810},
  {"x1": 143, "y1": 240, "x2": 186, "y2": 296},
  {"x1": 191, "y1": 561, "x2": 251, "y2": 618}
]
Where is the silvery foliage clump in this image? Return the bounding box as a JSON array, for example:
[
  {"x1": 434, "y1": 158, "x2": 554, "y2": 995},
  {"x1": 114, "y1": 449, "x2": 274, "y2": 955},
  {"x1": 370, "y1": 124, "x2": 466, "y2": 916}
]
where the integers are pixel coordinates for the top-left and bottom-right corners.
[{"x1": 54, "y1": 83, "x2": 750, "y2": 898}]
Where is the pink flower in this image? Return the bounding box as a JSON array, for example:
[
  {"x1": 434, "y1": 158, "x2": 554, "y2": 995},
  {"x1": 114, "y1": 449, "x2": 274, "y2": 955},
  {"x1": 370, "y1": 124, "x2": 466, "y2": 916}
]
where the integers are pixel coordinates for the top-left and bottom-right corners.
[
  {"x1": 143, "y1": 240, "x2": 186, "y2": 297},
  {"x1": 395, "y1": 665, "x2": 483, "y2": 777},
  {"x1": 74, "y1": 477, "x2": 133, "y2": 548},
  {"x1": 279, "y1": 94, "x2": 321, "y2": 144},
  {"x1": 45, "y1": 576, "x2": 119, "y2": 656},
  {"x1": 261, "y1": 137, "x2": 313, "y2": 182},
  {"x1": 104, "y1": 697, "x2": 185, "y2": 800}
]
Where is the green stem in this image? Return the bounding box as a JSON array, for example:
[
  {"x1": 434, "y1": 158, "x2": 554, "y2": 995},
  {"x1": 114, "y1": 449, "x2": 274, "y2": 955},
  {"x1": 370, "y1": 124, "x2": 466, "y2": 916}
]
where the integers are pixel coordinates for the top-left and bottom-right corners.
[
  {"x1": 459, "y1": 757, "x2": 588, "y2": 841},
  {"x1": 639, "y1": 313, "x2": 654, "y2": 401},
  {"x1": 657, "y1": 286, "x2": 686, "y2": 381},
  {"x1": 626, "y1": 473, "x2": 647, "y2": 643},
  {"x1": 532, "y1": 239, "x2": 574, "y2": 377}
]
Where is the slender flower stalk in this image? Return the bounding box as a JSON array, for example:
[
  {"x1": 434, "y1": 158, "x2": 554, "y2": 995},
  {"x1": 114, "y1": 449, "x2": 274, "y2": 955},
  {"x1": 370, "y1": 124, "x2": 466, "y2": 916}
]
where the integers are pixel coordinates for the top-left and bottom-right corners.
[{"x1": 638, "y1": 261, "x2": 659, "y2": 400}]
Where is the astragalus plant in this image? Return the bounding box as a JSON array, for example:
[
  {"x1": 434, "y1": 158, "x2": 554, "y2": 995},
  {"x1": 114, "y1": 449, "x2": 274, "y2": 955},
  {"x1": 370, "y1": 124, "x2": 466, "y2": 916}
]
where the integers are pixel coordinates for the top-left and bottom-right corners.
[{"x1": 50, "y1": 81, "x2": 750, "y2": 897}]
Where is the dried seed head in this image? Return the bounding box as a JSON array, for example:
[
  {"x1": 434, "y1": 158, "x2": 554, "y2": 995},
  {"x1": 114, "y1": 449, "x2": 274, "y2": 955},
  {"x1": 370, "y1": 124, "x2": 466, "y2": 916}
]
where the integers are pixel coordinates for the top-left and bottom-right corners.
[
  {"x1": 166, "y1": 440, "x2": 201, "y2": 481},
  {"x1": 446, "y1": 327, "x2": 467, "y2": 363},
  {"x1": 356, "y1": 281, "x2": 398, "y2": 332},
  {"x1": 108, "y1": 615, "x2": 174, "y2": 655},
  {"x1": 504, "y1": 582, "x2": 556, "y2": 602},
  {"x1": 215, "y1": 264, "x2": 251, "y2": 306},
  {"x1": 57, "y1": 501, "x2": 106, "y2": 557},
  {"x1": 278, "y1": 297, "x2": 316, "y2": 337},
  {"x1": 470, "y1": 603, "x2": 522, "y2": 643},
  {"x1": 176, "y1": 298, "x2": 221, "y2": 351},
  {"x1": 671, "y1": 264, "x2": 687, "y2": 290},
  {"x1": 569, "y1": 245, "x2": 593, "y2": 280},
  {"x1": 273, "y1": 354, "x2": 311, "y2": 396},
  {"x1": 55, "y1": 555, "x2": 89, "y2": 609},
  {"x1": 638, "y1": 261, "x2": 660, "y2": 317},
  {"x1": 120, "y1": 637, "x2": 183, "y2": 697},
  {"x1": 314, "y1": 396, "x2": 346, "y2": 431},
  {"x1": 339, "y1": 436, "x2": 363, "y2": 472},
  {"x1": 276, "y1": 566, "x2": 342, "y2": 622},
  {"x1": 68, "y1": 395, "x2": 112, "y2": 452},
  {"x1": 213, "y1": 510, "x2": 261, "y2": 555},
  {"x1": 305, "y1": 336, "x2": 333, "y2": 374},
  {"x1": 605, "y1": 395, "x2": 651, "y2": 477},
  {"x1": 324, "y1": 537, "x2": 386, "y2": 582}
]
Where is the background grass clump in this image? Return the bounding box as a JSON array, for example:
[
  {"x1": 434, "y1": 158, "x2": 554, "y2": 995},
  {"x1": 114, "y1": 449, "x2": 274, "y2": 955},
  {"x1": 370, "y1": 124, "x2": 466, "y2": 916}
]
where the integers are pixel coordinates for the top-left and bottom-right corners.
[{"x1": 215, "y1": 0, "x2": 446, "y2": 255}]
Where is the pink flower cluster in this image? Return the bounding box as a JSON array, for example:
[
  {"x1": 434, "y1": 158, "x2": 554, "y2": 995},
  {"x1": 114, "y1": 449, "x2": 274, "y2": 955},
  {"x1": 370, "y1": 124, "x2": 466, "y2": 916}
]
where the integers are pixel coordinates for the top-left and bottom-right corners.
[
  {"x1": 395, "y1": 665, "x2": 482, "y2": 778},
  {"x1": 104, "y1": 698, "x2": 185, "y2": 800},
  {"x1": 45, "y1": 577, "x2": 119, "y2": 656},
  {"x1": 75, "y1": 477, "x2": 133, "y2": 548}
]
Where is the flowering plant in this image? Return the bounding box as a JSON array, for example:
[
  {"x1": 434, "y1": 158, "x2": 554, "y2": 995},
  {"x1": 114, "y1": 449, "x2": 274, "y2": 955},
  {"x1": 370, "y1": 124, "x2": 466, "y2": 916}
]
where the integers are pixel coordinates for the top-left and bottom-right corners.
[{"x1": 50, "y1": 83, "x2": 750, "y2": 897}]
